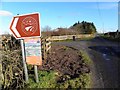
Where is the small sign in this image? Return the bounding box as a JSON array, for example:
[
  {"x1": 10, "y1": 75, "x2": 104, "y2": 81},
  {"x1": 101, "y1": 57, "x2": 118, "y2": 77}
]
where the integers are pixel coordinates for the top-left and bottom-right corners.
[
  {"x1": 24, "y1": 37, "x2": 42, "y2": 65},
  {"x1": 10, "y1": 13, "x2": 40, "y2": 39}
]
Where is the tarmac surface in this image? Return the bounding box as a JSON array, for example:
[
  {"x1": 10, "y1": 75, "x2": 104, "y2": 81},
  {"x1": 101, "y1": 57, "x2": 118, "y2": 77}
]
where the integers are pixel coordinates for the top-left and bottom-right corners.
[{"x1": 53, "y1": 36, "x2": 120, "y2": 88}]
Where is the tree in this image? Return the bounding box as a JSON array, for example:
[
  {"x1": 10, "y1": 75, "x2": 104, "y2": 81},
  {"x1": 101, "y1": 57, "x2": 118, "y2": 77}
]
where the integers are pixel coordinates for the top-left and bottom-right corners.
[
  {"x1": 42, "y1": 25, "x2": 51, "y2": 31},
  {"x1": 41, "y1": 26, "x2": 52, "y2": 37},
  {"x1": 71, "y1": 21, "x2": 97, "y2": 34},
  {"x1": 73, "y1": 23, "x2": 78, "y2": 27}
]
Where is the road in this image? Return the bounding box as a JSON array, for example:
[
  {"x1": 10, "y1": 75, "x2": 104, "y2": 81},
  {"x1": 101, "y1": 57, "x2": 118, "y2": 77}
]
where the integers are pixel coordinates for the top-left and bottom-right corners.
[{"x1": 53, "y1": 36, "x2": 120, "y2": 88}]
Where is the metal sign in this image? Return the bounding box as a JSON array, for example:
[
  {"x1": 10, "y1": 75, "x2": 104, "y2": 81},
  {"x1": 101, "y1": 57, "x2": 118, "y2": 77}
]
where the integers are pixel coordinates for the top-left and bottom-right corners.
[
  {"x1": 10, "y1": 13, "x2": 41, "y2": 82},
  {"x1": 24, "y1": 37, "x2": 42, "y2": 65},
  {"x1": 10, "y1": 13, "x2": 40, "y2": 39}
]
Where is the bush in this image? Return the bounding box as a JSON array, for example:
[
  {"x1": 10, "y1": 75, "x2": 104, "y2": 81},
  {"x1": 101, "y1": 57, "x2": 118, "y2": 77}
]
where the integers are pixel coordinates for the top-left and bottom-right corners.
[{"x1": 2, "y1": 50, "x2": 25, "y2": 89}]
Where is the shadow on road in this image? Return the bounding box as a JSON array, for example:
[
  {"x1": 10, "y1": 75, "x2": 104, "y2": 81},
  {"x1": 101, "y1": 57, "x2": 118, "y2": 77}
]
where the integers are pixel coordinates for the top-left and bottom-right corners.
[{"x1": 88, "y1": 46, "x2": 120, "y2": 58}]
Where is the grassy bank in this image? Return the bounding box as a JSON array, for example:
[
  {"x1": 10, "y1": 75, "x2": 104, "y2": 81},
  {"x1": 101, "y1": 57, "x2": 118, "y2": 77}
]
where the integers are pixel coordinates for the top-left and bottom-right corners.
[{"x1": 26, "y1": 50, "x2": 92, "y2": 89}]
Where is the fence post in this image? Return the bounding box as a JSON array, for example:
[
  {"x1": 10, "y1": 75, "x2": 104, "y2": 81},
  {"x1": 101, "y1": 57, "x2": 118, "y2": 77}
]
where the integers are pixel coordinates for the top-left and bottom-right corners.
[
  {"x1": 73, "y1": 36, "x2": 76, "y2": 41},
  {"x1": 43, "y1": 39, "x2": 47, "y2": 60},
  {"x1": 42, "y1": 37, "x2": 51, "y2": 60},
  {"x1": 34, "y1": 65, "x2": 39, "y2": 83}
]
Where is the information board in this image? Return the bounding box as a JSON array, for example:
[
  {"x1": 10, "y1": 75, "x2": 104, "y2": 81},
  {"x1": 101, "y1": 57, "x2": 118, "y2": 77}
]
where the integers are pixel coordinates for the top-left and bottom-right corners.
[{"x1": 24, "y1": 37, "x2": 42, "y2": 65}]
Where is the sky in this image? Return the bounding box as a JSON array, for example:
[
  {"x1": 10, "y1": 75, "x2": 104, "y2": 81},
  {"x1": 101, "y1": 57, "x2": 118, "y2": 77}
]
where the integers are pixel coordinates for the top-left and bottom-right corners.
[{"x1": 0, "y1": 1, "x2": 118, "y2": 34}]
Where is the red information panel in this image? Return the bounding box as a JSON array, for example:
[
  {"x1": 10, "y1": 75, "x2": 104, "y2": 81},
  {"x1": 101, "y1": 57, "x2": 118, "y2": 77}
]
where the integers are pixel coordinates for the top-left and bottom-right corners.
[
  {"x1": 10, "y1": 13, "x2": 40, "y2": 39},
  {"x1": 24, "y1": 37, "x2": 42, "y2": 65}
]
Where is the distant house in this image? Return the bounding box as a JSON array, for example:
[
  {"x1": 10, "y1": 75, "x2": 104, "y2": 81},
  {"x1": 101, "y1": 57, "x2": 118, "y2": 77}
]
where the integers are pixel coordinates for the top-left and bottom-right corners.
[{"x1": 104, "y1": 30, "x2": 120, "y2": 38}]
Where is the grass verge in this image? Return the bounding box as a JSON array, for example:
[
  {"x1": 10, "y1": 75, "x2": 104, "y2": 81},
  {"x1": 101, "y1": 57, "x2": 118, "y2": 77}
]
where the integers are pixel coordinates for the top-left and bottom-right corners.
[
  {"x1": 80, "y1": 50, "x2": 92, "y2": 65},
  {"x1": 100, "y1": 35, "x2": 120, "y2": 42}
]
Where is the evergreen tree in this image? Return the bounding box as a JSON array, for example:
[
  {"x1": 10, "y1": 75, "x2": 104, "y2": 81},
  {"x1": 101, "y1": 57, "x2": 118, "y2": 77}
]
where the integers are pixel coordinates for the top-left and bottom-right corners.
[{"x1": 71, "y1": 21, "x2": 97, "y2": 34}]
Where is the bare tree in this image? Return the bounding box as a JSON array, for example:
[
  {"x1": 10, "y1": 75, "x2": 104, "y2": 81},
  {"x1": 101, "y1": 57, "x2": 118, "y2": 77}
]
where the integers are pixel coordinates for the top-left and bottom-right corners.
[
  {"x1": 41, "y1": 26, "x2": 52, "y2": 37},
  {"x1": 42, "y1": 26, "x2": 51, "y2": 32}
]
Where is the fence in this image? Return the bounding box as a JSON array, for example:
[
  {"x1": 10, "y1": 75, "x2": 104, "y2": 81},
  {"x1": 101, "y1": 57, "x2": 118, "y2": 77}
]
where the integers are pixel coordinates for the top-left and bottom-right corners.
[
  {"x1": 1, "y1": 34, "x2": 94, "y2": 60},
  {"x1": 49, "y1": 34, "x2": 94, "y2": 41},
  {"x1": 1, "y1": 35, "x2": 51, "y2": 60},
  {"x1": 41, "y1": 37, "x2": 51, "y2": 60},
  {"x1": 41, "y1": 34, "x2": 94, "y2": 59}
]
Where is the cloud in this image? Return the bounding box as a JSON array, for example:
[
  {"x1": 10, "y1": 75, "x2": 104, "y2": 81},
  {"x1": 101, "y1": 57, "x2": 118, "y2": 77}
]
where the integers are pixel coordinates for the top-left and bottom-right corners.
[{"x1": 0, "y1": 10, "x2": 13, "y2": 16}]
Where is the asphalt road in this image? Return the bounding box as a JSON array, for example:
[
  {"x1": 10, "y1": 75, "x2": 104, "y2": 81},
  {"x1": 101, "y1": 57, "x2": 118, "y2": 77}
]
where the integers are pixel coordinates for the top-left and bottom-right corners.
[{"x1": 53, "y1": 36, "x2": 120, "y2": 88}]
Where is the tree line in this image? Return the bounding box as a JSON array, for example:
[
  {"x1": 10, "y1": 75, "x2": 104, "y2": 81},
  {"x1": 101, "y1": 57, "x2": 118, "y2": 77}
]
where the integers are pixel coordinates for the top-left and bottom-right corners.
[{"x1": 41, "y1": 21, "x2": 97, "y2": 37}]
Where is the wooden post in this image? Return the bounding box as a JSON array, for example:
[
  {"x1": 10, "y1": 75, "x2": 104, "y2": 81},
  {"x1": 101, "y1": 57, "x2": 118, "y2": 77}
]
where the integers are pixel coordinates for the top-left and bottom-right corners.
[
  {"x1": 43, "y1": 39, "x2": 46, "y2": 60},
  {"x1": 20, "y1": 39, "x2": 29, "y2": 82},
  {"x1": 34, "y1": 65, "x2": 39, "y2": 83},
  {"x1": 73, "y1": 36, "x2": 76, "y2": 41}
]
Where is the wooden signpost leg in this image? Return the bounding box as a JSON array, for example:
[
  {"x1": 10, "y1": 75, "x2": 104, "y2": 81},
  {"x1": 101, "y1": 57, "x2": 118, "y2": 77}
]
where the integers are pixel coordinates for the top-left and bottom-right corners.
[
  {"x1": 34, "y1": 65, "x2": 39, "y2": 83},
  {"x1": 20, "y1": 39, "x2": 29, "y2": 82}
]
